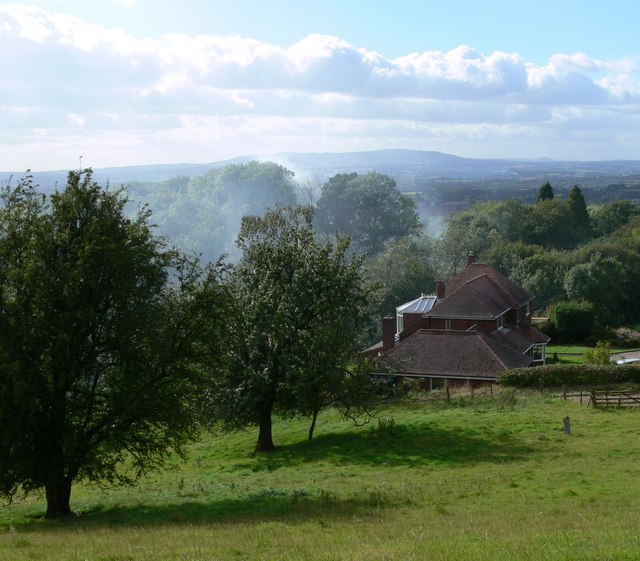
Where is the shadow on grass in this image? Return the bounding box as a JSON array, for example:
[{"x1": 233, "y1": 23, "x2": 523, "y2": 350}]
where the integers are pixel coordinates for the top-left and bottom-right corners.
[
  {"x1": 9, "y1": 419, "x2": 534, "y2": 531},
  {"x1": 241, "y1": 422, "x2": 533, "y2": 472},
  {"x1": 14, "y1": 492, "x2": 403, "y2": 531}
]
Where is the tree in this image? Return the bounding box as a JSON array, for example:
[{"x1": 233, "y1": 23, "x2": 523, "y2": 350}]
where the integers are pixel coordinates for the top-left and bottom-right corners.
[
  {"x1": 564, "y1": 253, "x2": 627, "y2": 325},
  {"x1": 365, "y1": 235, "x2": 437, "y2": 318},
  {"x1": 0, "y1": 171, "x2": 227, "y2": 518},
  {"x1": 315, "y1": 172, "x2": 421, "y2": 255},
  {"x1": 567, "y1": 185, "x2": 591, "y2": 238},
  {"x1": 146, "y1": 161, "x2": 298, "y2": 263},
  {"x1": 537, "y1": 181, "x2": 554, "y2": 202},
  {"x1": 215, "y1": 206, "x2": 372, "y2": 452}
]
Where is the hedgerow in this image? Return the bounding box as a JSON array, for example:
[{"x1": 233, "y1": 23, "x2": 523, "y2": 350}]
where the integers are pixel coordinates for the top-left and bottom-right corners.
[{"x1": 498, "y1": 364, "x2": 640, "y2": 388}]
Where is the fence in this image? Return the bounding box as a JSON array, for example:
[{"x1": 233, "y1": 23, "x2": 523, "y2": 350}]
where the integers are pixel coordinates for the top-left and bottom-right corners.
[{"x1": 561, "y1": 385, "x2": 640, "y2": 407}]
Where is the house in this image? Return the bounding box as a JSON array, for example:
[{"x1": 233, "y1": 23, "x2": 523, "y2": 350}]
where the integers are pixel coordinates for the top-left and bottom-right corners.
[{"x1": 374, "y1": 253, "x2": 550, "y2": 390}]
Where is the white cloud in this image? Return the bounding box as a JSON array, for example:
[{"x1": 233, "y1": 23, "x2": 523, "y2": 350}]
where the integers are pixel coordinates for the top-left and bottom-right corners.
[{"x1": 1, "y1": 5, "x2": 639, "y2": 169}]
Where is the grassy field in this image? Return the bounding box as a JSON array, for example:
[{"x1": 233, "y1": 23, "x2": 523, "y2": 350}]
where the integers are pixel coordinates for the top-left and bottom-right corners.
[
  {"x1": 546, "y1": 344, "x2": 640, "y2": 364},
  {"x1": 2, "y1": 389, "x2": 640, "y2": 560}
]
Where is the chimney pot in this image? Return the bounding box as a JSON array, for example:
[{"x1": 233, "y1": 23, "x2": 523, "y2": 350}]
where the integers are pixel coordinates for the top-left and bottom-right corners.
[
  {"x1": 467, "y1": 251, "x2": 476, "y2": 266},
  {"x1": 436, "y1": 280, "x2": 445, "y2": 299}
]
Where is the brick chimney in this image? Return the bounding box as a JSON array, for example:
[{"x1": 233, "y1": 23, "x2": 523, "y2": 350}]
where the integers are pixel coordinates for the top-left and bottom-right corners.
[
  {"x1": 436, "y1": 280, "x2": 445, "y2": 299},
  {"x1": 467, "y1": 251, "x2": 476, "y2": 266},
  {"x1": 382, "y1": 316, "x2": 395, "y2": 352}
]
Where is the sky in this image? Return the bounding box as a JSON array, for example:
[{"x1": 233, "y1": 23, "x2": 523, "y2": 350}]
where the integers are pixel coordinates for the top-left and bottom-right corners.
[{"x1": 1, "y1": 0, "x2": 640, "y2": 171}]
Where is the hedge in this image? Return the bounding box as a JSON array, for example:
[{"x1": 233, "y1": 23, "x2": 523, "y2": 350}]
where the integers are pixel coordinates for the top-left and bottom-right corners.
[{"x1": 498, "y1": 363, "x2": 640, "y2": 388}]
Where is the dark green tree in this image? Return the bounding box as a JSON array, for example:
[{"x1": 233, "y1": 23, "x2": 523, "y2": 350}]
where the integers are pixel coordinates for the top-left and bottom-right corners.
[
  {"x1": 567, "y1": 185, "x2": 591, "y2": 238},
  {"x1": 0, "y1": 171, "x2": 227, "y2": 518},
  {"x1": 536, "y1": 181, "x2": 554, "y2": 202},
  {"x1": 215, "y1": 206, "x2": 372, "y2": 452},
  {"x1": 548, "y1": 301, "x2": 597, "y2": 342},
  {"x1": 315, "y1": 172, "x2": 421, "y2": 255}
]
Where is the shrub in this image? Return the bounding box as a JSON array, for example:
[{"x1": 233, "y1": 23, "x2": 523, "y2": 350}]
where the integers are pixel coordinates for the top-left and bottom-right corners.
[
  {"x1": 548, "y1": 300, "x2": 597, "y2": 342},
  {"x1": 610, "y1": 327, "x2": 640, "y2": 348},
  {"x1": 499, "y1": 364, "x2": 640, "y2": 388},
  {"x1": 583, "y1": 341, "x2": 613, "y2": 365}
]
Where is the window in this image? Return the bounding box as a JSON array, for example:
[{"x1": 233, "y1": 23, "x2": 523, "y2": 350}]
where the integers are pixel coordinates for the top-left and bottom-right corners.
[
  {"x1": 497, "y1": 314, "x2": 504, "y2": 329},
  {"x1": 445, "y1": 318, "x2": 451, "y2": 330},
  {"x1": 531, "y1": 345, "x2": 545, "y2": 362},
  {"x1": 431, "y1": 377, "x2": 446, "y2": 390}
]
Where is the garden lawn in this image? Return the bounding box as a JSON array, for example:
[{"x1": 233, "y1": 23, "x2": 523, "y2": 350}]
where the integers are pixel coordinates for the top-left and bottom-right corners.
[{"x1": 2, "y1": 390, "x2": 640, "y2": 561}]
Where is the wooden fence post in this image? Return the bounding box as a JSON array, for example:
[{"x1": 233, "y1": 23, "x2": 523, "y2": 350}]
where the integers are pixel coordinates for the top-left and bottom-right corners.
[
  {"x1": 562, "y1": 385, "x2": 567, "y2": 401},
  {"x1": 563, "y1": 416, "x2": 571, "y2": 435},
  {"x1": 591, "y1": 390, "x2": 597, "y2": 408}
]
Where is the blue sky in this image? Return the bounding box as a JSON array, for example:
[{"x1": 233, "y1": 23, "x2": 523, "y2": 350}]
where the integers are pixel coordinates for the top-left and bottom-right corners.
[{"x1": 1, "y1": 0, "x2": 639, "y2": 170}]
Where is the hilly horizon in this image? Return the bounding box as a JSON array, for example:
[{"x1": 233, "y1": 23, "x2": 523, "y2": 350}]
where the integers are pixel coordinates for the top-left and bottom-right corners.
[{"x1": 3, "y1": 149, "x2": 640, "y2": 193}]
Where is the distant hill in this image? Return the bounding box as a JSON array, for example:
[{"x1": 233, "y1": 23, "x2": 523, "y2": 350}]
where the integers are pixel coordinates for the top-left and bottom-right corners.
[{"x1": 3, "y1": 149, "x2": 640, "y2": 192}]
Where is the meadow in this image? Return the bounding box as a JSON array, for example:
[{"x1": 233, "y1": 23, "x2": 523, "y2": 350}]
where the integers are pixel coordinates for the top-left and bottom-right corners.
[{"x1": 1, "y1": 389, "x2": 640, "y2": 560}]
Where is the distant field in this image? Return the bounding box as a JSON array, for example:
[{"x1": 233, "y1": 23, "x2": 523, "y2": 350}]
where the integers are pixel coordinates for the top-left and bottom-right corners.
[{"x1": 2, "y1": 390, "x2": 640, "y2": 560}]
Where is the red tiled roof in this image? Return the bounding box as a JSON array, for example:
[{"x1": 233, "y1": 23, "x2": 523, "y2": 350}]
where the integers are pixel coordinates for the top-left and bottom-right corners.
[
  {"x1": 483, "y1": 324, "x2": 551, "y2": 354},
  {"x1": 445, "y1": 262, "x2": 533, "y2": 308},
  {"x1": 381, "y1": 329, "x2": 532, "y2": 379}
]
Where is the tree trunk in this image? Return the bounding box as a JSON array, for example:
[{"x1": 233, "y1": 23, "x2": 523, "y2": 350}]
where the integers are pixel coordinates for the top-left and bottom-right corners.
[
  {"x1": 308, "y1": 408, "x2": 320, "y2": 442},
  {"x1": 44, "y1": 478, "x2": 73, "y2": 519},
  {"x1": 254, "y1": 404, "x2": 276, "y2": 453}
]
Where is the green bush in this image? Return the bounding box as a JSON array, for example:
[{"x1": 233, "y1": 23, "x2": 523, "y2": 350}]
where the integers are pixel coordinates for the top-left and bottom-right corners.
[
  {"x1": 547, "y1": 300, "x2": 597, "y2": 342},
  {"x1": 499, "y1": 363, "x2": 640, "y2": 388}
]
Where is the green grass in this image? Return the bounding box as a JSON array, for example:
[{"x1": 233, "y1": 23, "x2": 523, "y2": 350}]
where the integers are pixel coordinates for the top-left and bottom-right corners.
[
  {"x1": 547, "y1": 344, "x2": 640, "y2": 364},
  {"x1": 2, "y1": 390, "x2": 640, "y2": 560}
]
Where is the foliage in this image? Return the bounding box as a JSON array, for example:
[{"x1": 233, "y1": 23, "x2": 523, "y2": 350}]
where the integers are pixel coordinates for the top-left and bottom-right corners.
[
  {"x1": 547, "y1": 300, "x2": 597, "y2": 342},
  {"x1": 536, "y1": 180, "x2": 554, "y2": 202},
  {"x1": 212, "y1": 205, "x2": 373, "y2": 452},
  {"x1": 609, "y1": 326, "x2": 640, "y2": 348},
  {"x1": 499, "y1": 363, "x2": 640, "y2": 387},
  {"x1": 563, "y1": 252, "x2": 626, "y2": 325},
  {"x1": 315, "y1": 172, "x2": 421, "y2": 255},
  {"x1": 567, "y1": 185, "x2": 591, "y2": 237},
  {"x1": 0, "y1": 171, "x2": 228, "y2": 518},
  {"x1": 590, "y1": 200, "x2": 636, "y2": 237},
  {"x1": 364, "y1": 235, "x2": 438, "y2": 320},
  {"x1": 583, "y1": 341, "x2": 614, "y2": 365},
  {"x1": 132, "y1": 161, "x2": 297, "y2": 263}
]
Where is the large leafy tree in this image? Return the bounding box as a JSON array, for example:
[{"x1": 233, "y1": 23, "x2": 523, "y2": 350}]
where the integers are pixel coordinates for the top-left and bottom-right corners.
[
  {"x1": 215, "y1": 206, "x2": 372, "y2": 452},
  {"x1": 315, "y1": 172, "x2": 421, "y2": 255},
  {"x1": 142, "y1": 161, "x2": 298, "y2": 263},
  {"x1": 0, "y1": 171, "x2": 227, "y2": 518}
]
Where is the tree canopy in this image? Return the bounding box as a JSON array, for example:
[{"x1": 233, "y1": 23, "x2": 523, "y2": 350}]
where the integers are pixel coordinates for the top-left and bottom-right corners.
[
  {"x1": 212, "y1": 205, "x2": 373, "y2": 452},
  {"x1": 0, "y1": 171, "x2": 228, "y2": 518},
  {"x1": 315, "y1": 172, "x2": 421, "y2": 255}
]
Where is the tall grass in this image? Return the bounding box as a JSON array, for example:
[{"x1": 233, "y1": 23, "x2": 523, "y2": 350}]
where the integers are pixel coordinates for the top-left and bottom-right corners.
[{"x1": 2, "y1": 389, "x2": 640, "y2": 560}]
